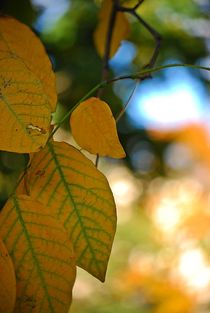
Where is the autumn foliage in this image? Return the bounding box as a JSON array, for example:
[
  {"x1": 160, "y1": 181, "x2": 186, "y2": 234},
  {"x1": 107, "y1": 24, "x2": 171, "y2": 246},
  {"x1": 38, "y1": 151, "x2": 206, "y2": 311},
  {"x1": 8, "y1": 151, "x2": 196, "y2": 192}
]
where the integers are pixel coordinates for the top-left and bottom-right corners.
[
  {"x1": 1, "y1": 0, "x2": 209, "y2": 312},
  {"x1": 0, "y1": 1, "x2": 130, "y2": 311}
]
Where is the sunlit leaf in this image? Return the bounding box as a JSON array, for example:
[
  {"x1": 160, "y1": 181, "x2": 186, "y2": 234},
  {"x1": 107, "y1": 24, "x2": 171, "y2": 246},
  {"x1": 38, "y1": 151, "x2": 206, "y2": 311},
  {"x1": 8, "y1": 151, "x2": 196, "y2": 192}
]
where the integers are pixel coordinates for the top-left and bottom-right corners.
[
  {"x1": 27, "y1": 141, "x2": 117, "y2": 281},
  {"x1": 0, "y1": 17, "x2": 57, "y2": 153},
  {"x1": 94, "y1": 0, "x2": 130, "y2": 58},
  {"x1": 70, "y1": 97, "x2": 126, "y2": 158},
  {"x1": 0, "y1": 195, "x2": 76, "y2": 313},
  {"x1": 0, "y1": 237, "x2": 16, "y2": 313},
  {"x1": 16, "y1": 175, "x2": 29, "y2": 195}
]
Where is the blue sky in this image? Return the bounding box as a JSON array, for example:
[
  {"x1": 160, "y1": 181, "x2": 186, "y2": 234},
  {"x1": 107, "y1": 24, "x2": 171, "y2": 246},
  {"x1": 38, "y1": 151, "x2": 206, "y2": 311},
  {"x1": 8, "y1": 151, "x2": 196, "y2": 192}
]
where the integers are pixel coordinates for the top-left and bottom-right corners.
[{"x1": 110, "y1": 41, "x2": 209, "y2": 130}]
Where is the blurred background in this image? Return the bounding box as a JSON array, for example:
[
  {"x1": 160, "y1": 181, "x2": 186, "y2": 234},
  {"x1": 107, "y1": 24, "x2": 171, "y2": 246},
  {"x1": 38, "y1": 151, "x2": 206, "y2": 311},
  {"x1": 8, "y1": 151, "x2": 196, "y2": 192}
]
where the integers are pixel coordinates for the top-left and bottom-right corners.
[{"x1": 1, "y1": 0, "x2": 210, "y2": 312}]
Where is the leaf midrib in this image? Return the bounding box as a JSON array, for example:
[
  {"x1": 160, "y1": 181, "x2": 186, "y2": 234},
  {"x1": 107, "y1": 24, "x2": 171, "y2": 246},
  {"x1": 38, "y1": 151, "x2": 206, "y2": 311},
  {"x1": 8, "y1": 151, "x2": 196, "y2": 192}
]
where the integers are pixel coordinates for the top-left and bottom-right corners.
[
  {"x1": 13, "y1": 196, "x2": 54, "y2": 312},
  {"x1": 47, "y1": 142, "x2": 103, "y2": 279}
]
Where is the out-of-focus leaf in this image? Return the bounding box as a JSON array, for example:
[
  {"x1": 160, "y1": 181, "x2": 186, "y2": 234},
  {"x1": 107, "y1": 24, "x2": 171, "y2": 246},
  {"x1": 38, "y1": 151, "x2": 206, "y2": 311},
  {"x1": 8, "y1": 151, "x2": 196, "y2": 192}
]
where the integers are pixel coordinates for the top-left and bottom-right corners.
[
  {"x1": 148, "y1": 123, "x2": 210, "y2": 168},
  {"x1": 0, "y1": 195, "x2": 76, "y2": 313},
  {"x1": 26, "y1": 141, "x2": 117, "y2": 282},
  {"x1": 0, "y1": 237, "x2": 16, "y2": 313},
  {"x1": 119, "y1": 269, "x2": 195, "y2": 313},
  {"x1": 94, "y1": 0, "x2": 130, "y2": 58},
  {"x1": 0, "y1": 17, "x2": 57, "y2": 153},
  {"x1": 70, "y1": 97, "x2": 126, "y2": 158}
]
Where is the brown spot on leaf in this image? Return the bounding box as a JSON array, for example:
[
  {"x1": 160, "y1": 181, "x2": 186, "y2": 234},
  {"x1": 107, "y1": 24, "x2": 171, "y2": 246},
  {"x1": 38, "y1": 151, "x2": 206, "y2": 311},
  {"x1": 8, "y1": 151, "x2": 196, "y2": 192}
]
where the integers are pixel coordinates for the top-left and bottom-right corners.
[{"x1": 35, "y1": 169, "x2": 45, "y2": 177}]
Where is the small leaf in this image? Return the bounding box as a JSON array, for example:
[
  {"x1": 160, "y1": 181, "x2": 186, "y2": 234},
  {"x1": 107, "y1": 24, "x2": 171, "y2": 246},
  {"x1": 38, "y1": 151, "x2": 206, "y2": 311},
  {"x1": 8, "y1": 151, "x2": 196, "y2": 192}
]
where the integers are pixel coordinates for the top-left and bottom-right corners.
[
  {"x1": 94, "y1": 0, "x2": 130, "y2": 58},
  {"x1": 0, "y1": 17, "x2": 57, "y2": 153},
  {"x1": 70, "y1": 97, "x2": 126, "y2": 158},
  {"x1": 27, "y1": 141, "x2": 117, "y2": 281},
  {"x1": 0, "y1": 195, "x2": 76, "y2": 313},
  {"x1": 0, "y1": 237, "x2": 16, "y2": 313}
]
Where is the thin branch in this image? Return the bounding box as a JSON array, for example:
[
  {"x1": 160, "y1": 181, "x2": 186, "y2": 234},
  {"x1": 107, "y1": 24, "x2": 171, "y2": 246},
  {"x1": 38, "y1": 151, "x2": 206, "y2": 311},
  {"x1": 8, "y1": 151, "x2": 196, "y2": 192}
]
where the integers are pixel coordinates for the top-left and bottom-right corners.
[
  {"x1": 102, "y1": 2, "x2": 117, "y2": 78},
  {"x1": 115, "y1": 0, "x2": 145, "y2": 11},
  {"x1": 95, "y1": 81, "x2": 138, "y2": 166},
  {"x1": 116, "y1": 4, "x2": 162, "y2": 68},
  {"x1": 107, "y1": 63, "x2": 210, "y2": 83},
  {"x1": 48, "y1": 81, "x2": 106, "y2": 141},
  {"x1": 132, "y1": 0, "x2": 145, "y2": 11},
  {"x1": 50, "y1": 63, "x2": 210, "y2": 139},
  {"x1": 97, "y1": 1, "x2": 117, "y2": 97},
  {"x1": 116, "y1": 80, "x2": 138, "y2": 123},
  {"x1": 133, "y1": 11, "x2": 162, "y2": 67},
  {"x1": 96, "y1": 1, "x2": 118, "y2": 165}
]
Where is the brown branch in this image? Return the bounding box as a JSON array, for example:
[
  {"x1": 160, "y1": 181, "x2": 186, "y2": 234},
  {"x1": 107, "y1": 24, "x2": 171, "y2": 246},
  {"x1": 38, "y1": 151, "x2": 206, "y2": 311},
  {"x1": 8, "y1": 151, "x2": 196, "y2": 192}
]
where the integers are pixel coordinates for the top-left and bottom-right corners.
[
  {"x1": 114, "y1": 0, "x2": 145, "y2": 11},
  {"x1": 132, "y1": 11, "x2": 162, "y2": 67},
  {"x1": 95, "y1": 0, "x2": 162, "y2": 166},
  {"x1": 116, "y1": 81, "x2": 138, "y2": 123},
  {"x1": 96, "y1": 1, "x2": 118, "y2": 166},
  {"x1": 97, "y1": 1, "x2": 117, "y2": 97},
  {"x1": 115, "y1": 2, "x2": 162, "y2": 68}
]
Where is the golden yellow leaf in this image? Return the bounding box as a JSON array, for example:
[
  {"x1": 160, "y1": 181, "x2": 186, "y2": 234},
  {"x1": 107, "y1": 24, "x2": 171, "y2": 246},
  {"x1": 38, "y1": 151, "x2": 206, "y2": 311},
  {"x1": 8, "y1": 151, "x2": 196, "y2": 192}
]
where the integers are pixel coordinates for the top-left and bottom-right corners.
[
  {"x1": 16, "y1": 176, "x2": 28, "y2": 195},
  {"x1": 70, "y1": 97, "x2": 126, "y2": 158},
  {"x1": 26, "y1": 141, "x2": 117, "y2": 281},
  {"x1": 0, "y1": 17, "x2": 57, "y2": 153},
  {"x1": 0, "y1": 237, "x2": 16, "y2": 313},
  {"x1": 0, "y1": 195, "x2": 76, "y2": 313},
  {"x1": 94, "y1": 0, "x2": 130, "y2": 58}
]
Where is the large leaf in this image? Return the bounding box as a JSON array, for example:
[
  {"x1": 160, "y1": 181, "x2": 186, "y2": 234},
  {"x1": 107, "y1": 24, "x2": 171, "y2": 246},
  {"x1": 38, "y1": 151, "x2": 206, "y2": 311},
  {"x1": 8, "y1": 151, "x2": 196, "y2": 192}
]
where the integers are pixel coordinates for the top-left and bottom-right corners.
[
  {"x1": 0, "y1": 237, "x2": 16, "y2": 313},
  {"x1": 94, "y1": 0, "x2": 130, "y2": 58},
  {"x1": 0, "y1": 195, "x2": 76, "y2": 313},
  {"x1": 70, "y1": 97, "x2": 126, "y2": 158},
  {"x1": 26, "y1": 141, "x2": 116, "y2": 281},
  {"x1": 0, "y1": 17, "x2": 57, "y2": 153}
]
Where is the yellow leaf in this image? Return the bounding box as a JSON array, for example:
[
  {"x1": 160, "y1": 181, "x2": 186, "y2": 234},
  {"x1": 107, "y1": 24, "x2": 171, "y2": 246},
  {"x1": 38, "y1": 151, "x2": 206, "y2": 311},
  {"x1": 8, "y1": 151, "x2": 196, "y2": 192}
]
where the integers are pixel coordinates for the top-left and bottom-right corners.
[
  {"x1": 27, "y1": 141, "x2": 117, "y2": 281},
  {"x1": 94, "y1": 0, "x2": 130, "y2": 58},
  {"x1": 0, "y1": 195, "x2": 76, "y2": 313},
  {"x1": 16, "y1": 176, "x2": 28, "y2": 195},
  {"x1": 70, "y1": 97, "x2": 126, "y2": 158},
  {"x1": 0, "y1": 237, "x2": 16, "y2": 313},
  {"x1": 0, "y1": 17, "x2": 57, "y2": 153}
]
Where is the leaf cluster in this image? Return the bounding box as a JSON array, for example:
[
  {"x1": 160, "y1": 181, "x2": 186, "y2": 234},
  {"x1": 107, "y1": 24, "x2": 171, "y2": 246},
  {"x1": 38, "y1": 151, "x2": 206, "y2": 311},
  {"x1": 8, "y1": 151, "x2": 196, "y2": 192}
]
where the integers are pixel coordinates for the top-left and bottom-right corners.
[{"x1": 0, "y1": 7, "x2": 128, "y2": 311}]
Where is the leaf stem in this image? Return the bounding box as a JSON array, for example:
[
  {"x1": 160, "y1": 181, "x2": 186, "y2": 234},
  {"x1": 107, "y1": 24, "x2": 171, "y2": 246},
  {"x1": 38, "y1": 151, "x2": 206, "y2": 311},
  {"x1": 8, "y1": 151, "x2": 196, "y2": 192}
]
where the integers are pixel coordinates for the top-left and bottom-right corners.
[
  {"x1": 108, "y1": 63, "x2": 210, "y2": 83},
  {"x1": 49, "y1": 63, "x2": 210, "y2": 138},
  {"x1": 48, "y1": 81, "x2": 106, "y2": 141},
  {"x1": 116, "y1": 80, "x2": 138, "y2": 123}
]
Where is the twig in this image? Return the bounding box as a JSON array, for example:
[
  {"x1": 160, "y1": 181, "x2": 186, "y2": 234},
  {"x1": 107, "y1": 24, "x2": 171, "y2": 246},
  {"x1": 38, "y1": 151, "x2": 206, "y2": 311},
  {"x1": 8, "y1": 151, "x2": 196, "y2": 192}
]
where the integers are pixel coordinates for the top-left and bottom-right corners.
[
  {"x1": 115, "y1": 3, "x2": 162, "y2": 68},
  {"x1": 116, "y1": 80, "x2": 138, "y2": 123},
  {"x1": 100, "y1": 1, "x2": 117, "y2": 83},
  {"x1": 96, "y1": 0, "x2": 159, "y2": 165},
  {"x1": 50, "y1": 63, "x2": 210, "y2": 140},
  {"x1": 114, "y1": 0, "x2": 145, "y2": 11},
  {"x1": 96, "y1": 1, "x2": 118, "y2": 166},
  {"x1": 97, "y1": 0, "x2": 117, "y2": 98}
]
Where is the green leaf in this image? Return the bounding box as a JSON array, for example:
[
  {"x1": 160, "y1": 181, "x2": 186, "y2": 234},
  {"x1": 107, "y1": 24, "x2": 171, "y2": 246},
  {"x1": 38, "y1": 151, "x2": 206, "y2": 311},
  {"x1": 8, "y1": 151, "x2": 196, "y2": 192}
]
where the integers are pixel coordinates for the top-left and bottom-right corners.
[
  {"x1": 0, "y1": 195, "x2": 76, "y2": 313},
  {"x1": 26, "y1": 141, "x2": 117, "y2": 282}
]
